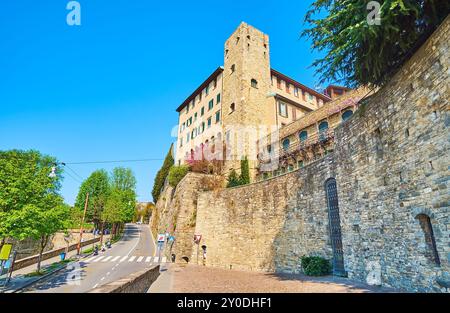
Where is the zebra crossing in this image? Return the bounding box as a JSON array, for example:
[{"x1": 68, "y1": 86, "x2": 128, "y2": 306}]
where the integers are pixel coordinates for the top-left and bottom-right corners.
[{"x1": 84, "y1": 255, "x2": 167, "y2": 263}]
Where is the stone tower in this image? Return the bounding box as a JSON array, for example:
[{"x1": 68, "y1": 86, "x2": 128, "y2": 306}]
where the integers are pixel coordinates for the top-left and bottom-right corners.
[{"x1": 221, "y1": 22, "x2": 274, "y2": 180}]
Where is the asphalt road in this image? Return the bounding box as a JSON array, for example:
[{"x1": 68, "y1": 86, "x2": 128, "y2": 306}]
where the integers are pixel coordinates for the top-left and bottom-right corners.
[{"x1": 23, "y1": 224, "x2": 157, "y2": 293}]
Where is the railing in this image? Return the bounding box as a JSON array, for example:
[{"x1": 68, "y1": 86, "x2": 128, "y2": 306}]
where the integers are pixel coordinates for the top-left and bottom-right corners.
[{"x1": 258, "y1": 129, "x2": 335, "y2": 164}]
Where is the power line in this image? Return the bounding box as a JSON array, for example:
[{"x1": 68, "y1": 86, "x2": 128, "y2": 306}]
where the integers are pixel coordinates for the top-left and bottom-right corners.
[
  {"x1": 63, "y1": 169, "x2": 83, "y2": 184},
  {"x1": 65, "y1": 158, "x2": 164, "y2": 165},
  {"x1": 64, "y1": 164, "x2": 84, "y2": 181}
]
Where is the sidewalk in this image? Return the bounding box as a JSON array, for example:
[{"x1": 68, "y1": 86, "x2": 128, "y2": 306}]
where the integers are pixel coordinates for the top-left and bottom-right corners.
[
  {"x1": 149, "y1": 264, "x2": 400, "y2": 293},
  {"x1": 0, "y1": 242, "x2": 103, "y2": 293}
]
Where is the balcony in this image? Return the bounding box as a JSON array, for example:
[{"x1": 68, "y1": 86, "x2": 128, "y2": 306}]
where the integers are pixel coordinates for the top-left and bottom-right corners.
[{"x1": 258, "y1": 129, "x2": 335, "y2": 164}]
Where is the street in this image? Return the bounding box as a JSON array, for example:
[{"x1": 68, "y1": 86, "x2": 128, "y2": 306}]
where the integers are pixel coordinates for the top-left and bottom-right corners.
[{"x1": 22, "y1": 224, "x2": 157, "y2": 293}]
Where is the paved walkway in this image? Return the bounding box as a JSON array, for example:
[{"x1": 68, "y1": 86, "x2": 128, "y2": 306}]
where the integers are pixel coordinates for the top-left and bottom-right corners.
[
  {"x1": 0, "y1": 237, "x2": 110, "y2": 293},
  {"x1": 149, "y1": 264, "x2": 398, "y2": 293}
]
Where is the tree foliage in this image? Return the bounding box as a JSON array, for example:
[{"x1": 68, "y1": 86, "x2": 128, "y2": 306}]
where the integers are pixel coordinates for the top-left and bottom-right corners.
[
  {"x1": 151, "y1": 144, "x2": 174, "y2": 202},
  {"x1": 302, "y1": 0, "x2": 450, "y2": 87},
  {"x1": 0, "y1": 150, "x2": 63, "y2": 244},
  {"x1": 74, "y1": 170, "x2": 110, "y2": 228},
  {"x1": 239, "y1": 157, "x2": 250, "y2": 185},
  {"x1": 226, "y1": 169, "x2": 241, "y2": 188}
]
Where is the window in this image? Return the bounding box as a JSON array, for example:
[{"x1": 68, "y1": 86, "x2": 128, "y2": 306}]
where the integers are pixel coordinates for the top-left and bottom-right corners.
[
  {"x1": 205, "y1": 85, "x2": 209, "y2": 95},
  {"x1": 318, "y1": 121, "x2": 329, "y2": 133},
  {"x1": 213, "y1": 78, "x2": 217, "y2": 89},
  {"x1": 201, "y1": 122, "x2": 205, "y2": 133},
  {"x1": 251, "y1": 79, "x2": 258, "y2": 88},
  {"x1": 186, "y1": 104, "x2": 190, "y2": 113},
  {"x1": 216, "y1": 93, "x2": 221, "y2": 104},
  {"x1": 299, "y1": 130, "x2": 308, "y2": 142},
  {"x1": 278, "y1": 101, "x2": 288, "y2": 117},
  {"x1": 309, "y1": 93, "x2": 314, "y2": 101},
  {"x1": 342, "y1": 110, "x2": 353, "y2": 121},
  {"x1": 230, "y1": 103, "x2": 235, "y2": 112},
  {"x1": 207, "y1": 117, "x2": 212, "y2": 128},
  {"x1": 181, "y1": 122, "x2": 185, "y2": 132},
  {"x1": 194, "y1": 112, "x2": 198, "y2": 121},
  {"x1": 186, "y1": 133, "x2": 190, "y2": 143},
  {"x1": 208, "y1": 100, "x2": 214, "y2": 111},
  {"x1": 288, "y1": 164, "x2": 294, "y2": 172},
  {"x1": 282, "y1": 138, "x2": 290, "y2": 151},
  {"x1": 187, "y1": 117, "x2": 192, "y2": 126},
  {"x1": 201, "y1": 107, "x2": 205, "y2": 116},
  {"x1": 179, "y1": 138, "x2": 183, "y2": 147},
  {"x1": 191, "y1": 129, "x2": 196, "y2": 139},
  {"x1": 297, "y1": 160, "x2": 304, "y2": 168},
  {"x1": 267, "y1": 145, "x2": 272, "y2": 153},
  {"x1": 294, "y1": 87, "x2": 299, "y2": 97},
  {"x1": 198, "y1": 92, "x2": 202, "y2": 102},
  {"x1": 416, "y1": 214, "x2": 440, "y2": 266},
  {"x1": 231, "y1": 64, "x2": 235, "y2": 73},
  {"x1": 286, "y1": 83, "x2": 290, "y2": 93},
  {"x1": 277, "y1": 78, "x2": 281, "y2": 89},
  {"x1": 215, "y1": 110, "x2": 221, "y2": 123}
]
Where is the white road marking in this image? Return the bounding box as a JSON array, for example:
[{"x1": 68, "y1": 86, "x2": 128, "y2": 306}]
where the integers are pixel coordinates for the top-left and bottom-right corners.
[
  {"x1": 137, "y1": 256, "x2": 144, "y2": 262},
  {"x1": 85, "y1": 256, "x2": 97, "y2": 262},
  {"x1": 102, "y1": 256, "x2": 113, "y2": 262},
  {"x1": 145, "y1": 257, "x2": 151, "y2": 263},
  {"x1": 111, "y1": 256, "x2": 120, "y2": 262},
  {"x1": 128, "y1": 256, "x2": 136, "y2": 262},
  {"x1": 125, "y1": 225, "x2": 141, "y2": 257},
  {"x1": 119, "y1": 256, "x2": 128, "y2": 263},
  {"x1": 101, "y1": 277, "x2": 105, "y2": 281},
  {"x1": 93, "y1": 283, "x2": 98, "y2": 288},
  {"x1": 93, "y1": 256, "x2": 104, "y2": 262}
]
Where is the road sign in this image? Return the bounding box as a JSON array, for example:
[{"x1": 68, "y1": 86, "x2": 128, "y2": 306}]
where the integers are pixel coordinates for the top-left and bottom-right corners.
[
  {"x1": 194, "y1": 234, "x2": 202, "y2": 244},
  {"x1": 0, "y1": 244, "x2": 12, "y2": 261},
  {"x1": 157, "y1": 234, "x2": 166, "y2": 243}
]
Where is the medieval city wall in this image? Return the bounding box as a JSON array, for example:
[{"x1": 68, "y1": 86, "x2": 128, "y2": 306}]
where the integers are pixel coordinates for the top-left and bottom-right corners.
[{"x1": 193, "y1": 17, "x2": 449, "y2": 292}]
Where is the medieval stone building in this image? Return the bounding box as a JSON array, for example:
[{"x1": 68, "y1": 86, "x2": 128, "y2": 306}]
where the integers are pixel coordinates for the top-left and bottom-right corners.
[{"x1": 153, "y1": 17, "x2": 450, "y2": 293}]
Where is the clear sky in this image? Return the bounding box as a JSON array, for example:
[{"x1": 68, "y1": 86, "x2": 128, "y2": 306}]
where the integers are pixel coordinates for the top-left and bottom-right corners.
[{"x1": 0, "y1": 0, "x2": 327, "y2": 205}]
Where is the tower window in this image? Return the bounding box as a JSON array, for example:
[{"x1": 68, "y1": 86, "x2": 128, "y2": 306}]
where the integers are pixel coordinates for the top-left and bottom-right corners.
[
  {"x1": 278, "y1": 101, "x2": 288, "y2": 118},
  {"x1": 230, "y1": 103, "x2": 235, "y2": 112},
  {"x1": 318, "y1": 121, "x2": 329, "y2": 133},
  {"x1": 216, "y1": 93, "x2": 221, "y2": 104},
  {"x1": 215, "y1": 110, "x2": 221, "y2": 123},
  {"x1": 251, "y1": 79, "x2": 258, "y2": 88},
  {"x1": 208, "y1": 100, "x2": 214, "y2": 111},
  {"x1": 231, "y1": 64, "x2": 235, "y2": 74}
]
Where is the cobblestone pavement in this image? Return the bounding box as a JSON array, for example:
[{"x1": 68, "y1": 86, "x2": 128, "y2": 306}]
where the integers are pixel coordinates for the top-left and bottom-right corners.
[{"x1": 169, "y1": 264, "x2": 399, "y2": 293}]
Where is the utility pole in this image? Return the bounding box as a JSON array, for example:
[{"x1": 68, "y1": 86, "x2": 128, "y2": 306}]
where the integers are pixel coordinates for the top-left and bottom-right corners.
[{"x1": 77, "y1": 192, "x2": 89, "y2": 255}]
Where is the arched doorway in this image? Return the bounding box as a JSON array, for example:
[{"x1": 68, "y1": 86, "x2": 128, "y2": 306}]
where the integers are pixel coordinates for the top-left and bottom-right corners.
[{"x1": 325, "y1": 178, "x2": 346, "y2": 276}]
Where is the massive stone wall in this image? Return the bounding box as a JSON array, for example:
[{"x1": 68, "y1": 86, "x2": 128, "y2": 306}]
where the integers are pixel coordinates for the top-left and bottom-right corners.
[
  {"x1": 151, "y1": 172, "x2": 222, "y2": 263},
  {"x1": 193, "y1": 17, "x2": 449, "y2": 292}
]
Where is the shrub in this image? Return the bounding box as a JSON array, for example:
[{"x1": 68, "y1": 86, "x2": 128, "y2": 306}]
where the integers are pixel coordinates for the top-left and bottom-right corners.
[
  {"x1": 300, "y1": 256, "x2": 331, "y2": 276},
  {"x1": 168, "y1": 165, "x2": 189, "y2": 187},
  {"x1": 226, "y1": 169, "x2": 241, "y2": 188}
]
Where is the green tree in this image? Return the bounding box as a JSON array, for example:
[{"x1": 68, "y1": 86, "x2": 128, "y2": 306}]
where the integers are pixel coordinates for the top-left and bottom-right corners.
[
  {"x1": 74, "y1": 170, "x2": 110, "y2": 229},
  {"x1": 0, "y1": 150, "x2": 62, "y2": 250},
  {"x1": 110, "y1": 167, "x2": 137, "y2": 192},
  {"x1": 302, "y1": 0, "x2": 449, "y2": 87},
  {"x1": 168, "y1": 165, "x2": 189, "y2": 187},
  {"x1": 7, "y1": 203, "x2": 70, "y2": 272},
  {"x1": 151, "y1": 144, "x2": 174, "y2": 202},
  {"x1": 239, "y1": 157, "x2": 250, "y2": 185}
]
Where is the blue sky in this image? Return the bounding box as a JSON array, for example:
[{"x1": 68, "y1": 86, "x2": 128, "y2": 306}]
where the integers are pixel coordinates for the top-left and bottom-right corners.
[{"x1": 0, "y1": 0, "x2": 327, "y2": 205}]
